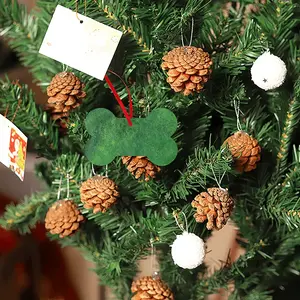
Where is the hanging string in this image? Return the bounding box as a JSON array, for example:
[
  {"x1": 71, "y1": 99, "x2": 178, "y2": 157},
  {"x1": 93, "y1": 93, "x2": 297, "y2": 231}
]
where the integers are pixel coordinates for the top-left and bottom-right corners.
[
  {"x1": 57, "y1": 176, "x2": 63, "y2": 200},
  {"x1": 105, "y1": 165, "x2": 108, "y2": 177},
  {"x1": 66, "y1": 174, "x2": 70, "y2": 200},
  {"x1": 210, "y1": 163, "x2": 222, "y2": 190},
  {"x1": 219, "y1": 169, "x2": 227, "y2": 187},
  {"x1": 180, "y1": 17, "x2": 185, "y2": 47},
  {"x1": 274, "y1": 112, "x2": 282, "y2": 145},
  {"x1": 4, "y1": 80, "x2": 23, "y2": 123},
  {"x1": 210, "y1": 164, "x2": 227, "y2": 192},
  {"x1": 189, "y1": 17, "x2": 194, "y2": 47},
  {"x1": 173, "y1": 211, "x2": 189, "y2": 232},
  {"x1": 91, "y1": 164, "x2": 96, "y2": 176},
  {"x1": 4, "y1": 105, "x2": 9, "y2": 118},
  {"x1": 150, "y1": 238, "x2": 154, "y2": 271},
  {"x1": 63, "y1": 64, "x2": 69, "y2": 72},
  {"x1": 11, "y1": 98, "x2": 21, "y2": 123},
  {"x1": 233, "y1": 99, "x2": 242, "y2": 132},
  {"x1": 145, "y1": 74, "x2": 152, "y2": 116},
  {"x1": 105, "y1": 70, "x2": 134, "y2": 126},
  {"x1": 180, "y1": 17, "x2": 195, "y2": 47},
  {"x1": 150, "y1": 238, "x2": 159, "y2": 278},
  {"x1": 75, "y1": 0, "x2": 82, "y2": 22},
  {"x1": 80, "y1": 159, "x2": 85, "y2": 182},
  {"x1": 75, "y1": 0, "x2": 87, "y2": 23},
  {"x1": 146, "y1": 103, "x2": 150, "y2": 116}
]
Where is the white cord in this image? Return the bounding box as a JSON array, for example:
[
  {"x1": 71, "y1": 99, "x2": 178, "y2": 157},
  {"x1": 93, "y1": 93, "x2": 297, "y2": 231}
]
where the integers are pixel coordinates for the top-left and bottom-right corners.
[
  {"x1": 66, "y1": 174, "x2": 70, "y2": 199},
  {"x1": 174, "y1": 211, "x2": 189, "y2": 232},
  {"x1": 57, "y1": 176, "x2": 62, "y2": 200},
  {"x1": 234, "y1": 99, "x2": 242, "y2": 132}
]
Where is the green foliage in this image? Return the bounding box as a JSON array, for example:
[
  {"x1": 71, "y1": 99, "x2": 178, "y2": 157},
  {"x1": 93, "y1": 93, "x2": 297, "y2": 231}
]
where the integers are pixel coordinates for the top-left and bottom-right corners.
[
  {"x1": 0, "y1": 79, "x2": 59, "y2": 158},
  {"x1": 0, "y1": 0, "x2": 300, "y2": 299},
  {"x1": 0, "y1": 192, "x2": 53, "y2": 234},
  {"x1": 276, "y1": 79, "x2": 300, "y2": 171},
  {"x1": 171, "y1": 147, "x2": 233, "y2": 200}
]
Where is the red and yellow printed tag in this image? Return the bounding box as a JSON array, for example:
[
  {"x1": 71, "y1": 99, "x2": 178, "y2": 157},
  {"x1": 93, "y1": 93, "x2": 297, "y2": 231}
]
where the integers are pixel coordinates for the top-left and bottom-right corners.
[{"x1": 0, "y1": 115, "x2": 27, "y2": 181}]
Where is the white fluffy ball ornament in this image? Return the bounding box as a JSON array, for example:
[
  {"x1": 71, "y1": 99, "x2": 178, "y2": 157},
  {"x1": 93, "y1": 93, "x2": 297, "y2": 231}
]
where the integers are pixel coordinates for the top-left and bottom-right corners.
[
  {"x1": 171, "y1": 231, "x2": 205, "y2": 269},
  {"x1": 251, "y1": 51, "x2": 287, "y2": 90}
]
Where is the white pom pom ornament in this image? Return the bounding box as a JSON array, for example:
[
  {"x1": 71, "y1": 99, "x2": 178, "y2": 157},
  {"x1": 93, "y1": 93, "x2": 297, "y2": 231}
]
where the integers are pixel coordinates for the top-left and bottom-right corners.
[
  {"x1": 251, "y1": 51, "x2": 287, "y2": 90},
  {"x1": 171, "y1": 231, "x2": 205, "y2": 269}
]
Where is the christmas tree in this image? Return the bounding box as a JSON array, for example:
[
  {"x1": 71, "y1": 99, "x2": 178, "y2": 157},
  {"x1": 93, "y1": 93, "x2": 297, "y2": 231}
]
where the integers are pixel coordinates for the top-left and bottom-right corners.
[{"x1": 0, "y1": 0, "x2": 300, "y2": 299}]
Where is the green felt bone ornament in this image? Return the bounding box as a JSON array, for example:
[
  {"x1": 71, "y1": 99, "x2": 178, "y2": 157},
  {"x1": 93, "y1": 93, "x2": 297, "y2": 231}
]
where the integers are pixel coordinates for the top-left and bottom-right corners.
[{"x1": 84, "y1": 108, "x2": 178, "y2": 166}]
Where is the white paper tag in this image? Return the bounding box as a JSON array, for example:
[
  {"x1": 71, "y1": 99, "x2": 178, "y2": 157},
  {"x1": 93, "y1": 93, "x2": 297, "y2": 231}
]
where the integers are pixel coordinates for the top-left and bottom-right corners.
[
  {"x1": 0, "y1": 115, "x2": 28, "y2": 181},
  {"x1": 39, "y1": 5, "x2": 123, "y2": 80}
]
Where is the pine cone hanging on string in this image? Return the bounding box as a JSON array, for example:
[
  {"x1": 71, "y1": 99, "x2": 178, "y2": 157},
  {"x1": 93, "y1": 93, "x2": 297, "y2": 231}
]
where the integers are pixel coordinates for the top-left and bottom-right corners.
[
  {"x1": 46, "y1": 72, "x2": 86, "y2": 124},
  {"x1": 223, "y1": 131, "x2": 261, "y2": 172},
  {"x1": 45, "y1": 200, "x2": 85, "y2": 238},
  {"x1": 131, "y1": 276, "x2": 174, "y2": 300},
  {"x1": 192, "y1": 188, "x2": 234, "y2": 230},
  {"x1": 80, "y1": 176, "x2": 120, "y2": 213},
  {"x1": 122, "y1": 156, "x2": 161, "y2": 182},
  {"x1": 161, "y1": 46, "x2": 213, "y2": 96}
]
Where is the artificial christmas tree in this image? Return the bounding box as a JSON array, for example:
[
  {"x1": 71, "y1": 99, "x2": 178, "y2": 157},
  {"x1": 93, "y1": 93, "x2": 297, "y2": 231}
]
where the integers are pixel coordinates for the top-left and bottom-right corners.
[{"x1": 0, "y1": 1, "x2": 299, "y2": 300}]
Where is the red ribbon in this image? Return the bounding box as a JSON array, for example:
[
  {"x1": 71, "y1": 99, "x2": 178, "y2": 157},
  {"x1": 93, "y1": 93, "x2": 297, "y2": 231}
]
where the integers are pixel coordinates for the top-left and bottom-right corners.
[{"x1": 104, "y1": 70, "x2": 133, "y2": 126}]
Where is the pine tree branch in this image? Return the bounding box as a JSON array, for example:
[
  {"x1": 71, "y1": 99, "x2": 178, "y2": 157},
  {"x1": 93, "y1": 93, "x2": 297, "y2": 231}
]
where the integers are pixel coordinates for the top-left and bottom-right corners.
[
  {"x1": 53, "y1": 209, "x2": 186, "y2": 299},
  {"x1": 253, "y1": 1, "x2": 299, "y2": 56},
  {"x1": 171, "y1": 147, "x2": 233, "y2": 200},
  {"x1": 52, "y1": 230, "x2": 134, "y2": 299},
  {"x1": 263, "y1": 147, "x2": 300, "y2": 230},
  {"x1": 214, "y1": 21, "x2": 268, "y2": 76},
  {"x1": 0, "y1": 79, "x2": 59, "y2": 158},
  {"x1": 0, "y1": 0, "x2": 61, "y2": 82},
  {"x1": 0, "y1": 192, "x2": 53, "y2": 234},
  {"x1": 0, "y1": 0, "x2": 106, "y2": 105},
  {"x1": 276, "y1": 78, "x2": 300, "y2": 171},
  {"x1": 92, "y1": 0, "x2": 151, "y2": 54},
  {"x1": 194, "y1": 241, "x2": 266, "y2": 299},
  {"x1": 0, "y1": 154, "x2": 91, "y2": 237}
]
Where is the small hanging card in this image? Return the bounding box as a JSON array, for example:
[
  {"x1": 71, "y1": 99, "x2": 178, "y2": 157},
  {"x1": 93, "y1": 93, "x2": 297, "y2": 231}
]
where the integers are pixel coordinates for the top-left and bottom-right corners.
[
  {"x1": 0, "y1": 115, "x2": 27, "y2": 181},
  {"x1": 39, "y1": 5, "x2": 123, "y2": 80},
  {"x1": 84, "y1": 108, "x2": 178, "y2": 166}
]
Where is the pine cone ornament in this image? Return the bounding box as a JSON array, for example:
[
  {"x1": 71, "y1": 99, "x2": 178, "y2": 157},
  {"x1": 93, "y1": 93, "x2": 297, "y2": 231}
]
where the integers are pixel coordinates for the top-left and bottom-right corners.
[
  {"x1": 161, "y1": 46, "x2": 213, "y2": 96},
  {"x1": 122, "y1": 156, "x2": 161, "y2": 182},
  {"x1": 223, "y1": 131, "x2": 261, "y2": 172},
  {"x1": 46, "y1": 72, "x2": 86, "y2": 123},
  {"x1": 131, "y1": 276, "x2": 174, "y2": 300},
  {"x1": 192, "y1": 188, "x2": 234, "y2": 230},
  {"x1": 45, "y1": 200, "x2": 85, "y2": 238},
  {"x1": 80, "y1": 176, "x2": 120, "y2": 213}
]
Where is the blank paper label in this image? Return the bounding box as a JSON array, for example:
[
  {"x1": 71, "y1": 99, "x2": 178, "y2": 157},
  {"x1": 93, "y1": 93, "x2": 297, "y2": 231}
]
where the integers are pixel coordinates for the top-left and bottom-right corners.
[{"x1": 39, "y1": 5, "x2": 123, "y2": 80}]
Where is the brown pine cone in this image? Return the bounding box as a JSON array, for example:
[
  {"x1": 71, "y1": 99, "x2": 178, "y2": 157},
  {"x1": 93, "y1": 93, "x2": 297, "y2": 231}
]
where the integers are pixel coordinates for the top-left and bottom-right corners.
[
  {"x1": 45, "y1": 200, "x2": 84, "y2": 238},
  {"x1": 46, "y1": 72, "x2": 86, "y2": 124},
  {"x1": 161, "y1": 46, "x2": 213, "y2": 96},
  {"x1": 122, "y1": 156, "x2": 161, "y2": 182},
  {"x1": 192, "y1": 188, "x2": 234, "y2": 230},
  {"x1": 80, "y1": 176, "x2": 120, "y2": 213},
  {"x1": 131, "y1": 276, "x2": 174, "y2": 300},
  {"x1": 223, "y1": 131, "x2": 261, "y2": 172}
]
